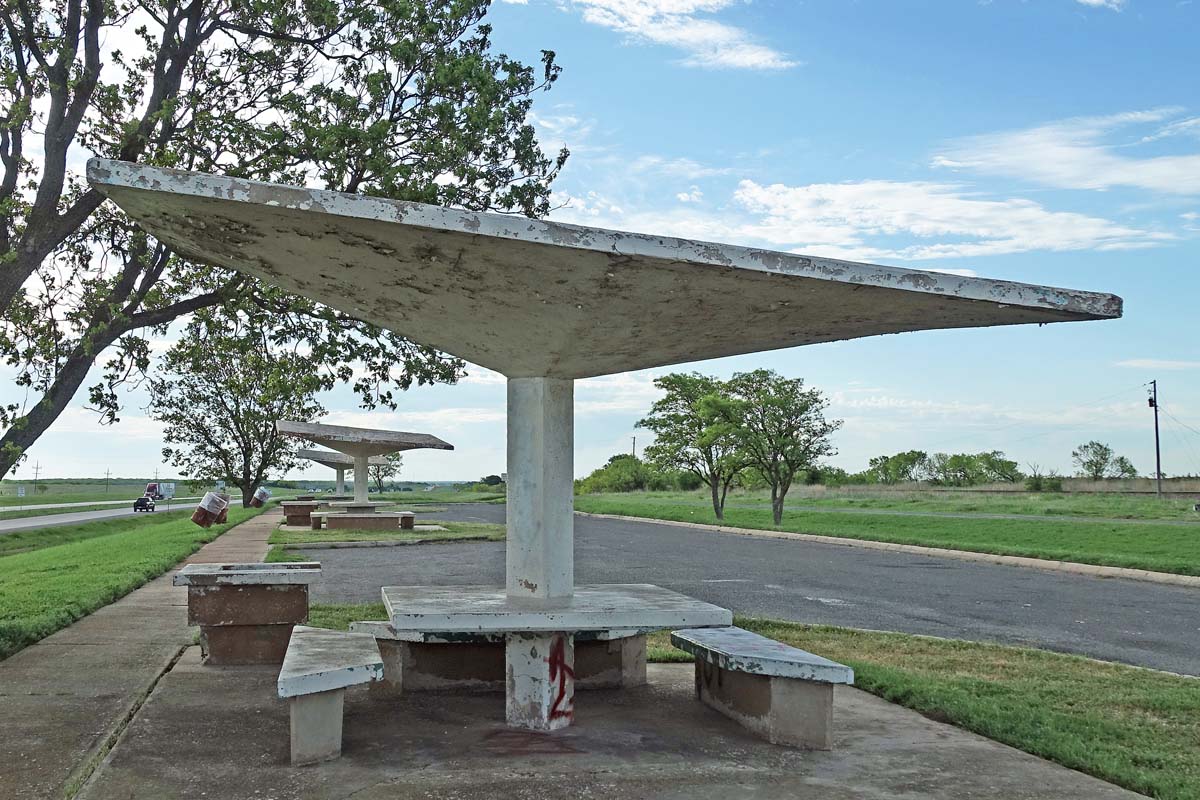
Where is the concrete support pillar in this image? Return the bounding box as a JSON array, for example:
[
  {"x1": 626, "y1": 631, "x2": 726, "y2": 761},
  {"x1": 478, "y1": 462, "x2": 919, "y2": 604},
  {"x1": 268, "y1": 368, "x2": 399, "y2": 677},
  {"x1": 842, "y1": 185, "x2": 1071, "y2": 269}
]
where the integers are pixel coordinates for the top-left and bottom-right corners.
[
  {"x1": 289, "y1": 688, "x2": 345, "y2": 765},
  {"x1": 353, "y1": 454, "x2": 368, "y2": 505},
  {"x1": 335, "y1": 467, "x2": 346, "y2": 495},
  {"x1": 506, "y1": 377, "x2": 574, "y2": 602},
  {"x1": 506, "y1": 632, "x2": 575, "y2": 731}
]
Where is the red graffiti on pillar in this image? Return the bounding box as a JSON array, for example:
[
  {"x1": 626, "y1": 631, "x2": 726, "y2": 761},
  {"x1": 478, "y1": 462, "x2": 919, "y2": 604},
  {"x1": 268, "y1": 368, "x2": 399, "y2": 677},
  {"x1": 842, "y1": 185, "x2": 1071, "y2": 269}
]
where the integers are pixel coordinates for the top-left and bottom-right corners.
[{"x1": 547, "y1": 634, "x2": 575, "y2": 721}]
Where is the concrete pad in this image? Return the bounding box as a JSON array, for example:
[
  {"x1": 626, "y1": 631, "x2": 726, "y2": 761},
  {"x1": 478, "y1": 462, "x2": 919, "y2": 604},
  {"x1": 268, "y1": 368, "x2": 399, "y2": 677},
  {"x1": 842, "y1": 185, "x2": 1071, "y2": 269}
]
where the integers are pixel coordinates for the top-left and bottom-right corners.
[{"x1": 78, "y1": 655, "x2": 1139, "y2": 800}]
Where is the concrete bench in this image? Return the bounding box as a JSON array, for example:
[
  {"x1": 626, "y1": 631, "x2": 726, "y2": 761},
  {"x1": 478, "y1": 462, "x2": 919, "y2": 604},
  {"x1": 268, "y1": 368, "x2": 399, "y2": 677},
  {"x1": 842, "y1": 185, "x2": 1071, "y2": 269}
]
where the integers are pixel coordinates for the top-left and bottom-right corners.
[
  {"x1": 277, "y1": 626, "x2": 384, "y2": 765},
  {"x1": 671, "y1": 626, "x2": 853, "y2": 750}
]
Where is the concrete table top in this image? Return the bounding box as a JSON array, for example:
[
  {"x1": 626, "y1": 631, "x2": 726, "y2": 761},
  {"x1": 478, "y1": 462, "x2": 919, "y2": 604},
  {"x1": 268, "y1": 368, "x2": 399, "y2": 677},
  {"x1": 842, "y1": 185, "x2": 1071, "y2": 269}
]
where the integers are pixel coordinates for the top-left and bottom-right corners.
[
  {"x1": 173, "y1": 562, "x2": 322, "y2": 587},
  {"x1": 276, "y1": 626, "x2": 384, "y2": 698},
  {"x1": 672, "y1": 626, "x2": 855, "y2": 683},
  {"x1": 277, "y1": 420, "x2": 452, "y2": 459},
  {"x1": 86, "y1": 160, "x2": 1122, "y2": 380},
  {"x1": 297, "y1": 448, "x2": 389, "y2": 470},
  {"x1": 381, "y1": 584, "x2": 733, "y2": 633}
]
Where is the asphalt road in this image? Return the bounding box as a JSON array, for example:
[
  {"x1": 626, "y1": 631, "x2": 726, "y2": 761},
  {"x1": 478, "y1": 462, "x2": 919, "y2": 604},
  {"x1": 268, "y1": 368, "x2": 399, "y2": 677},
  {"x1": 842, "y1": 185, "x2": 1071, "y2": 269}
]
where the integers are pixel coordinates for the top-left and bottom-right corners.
[
  {"x1": 303, "y1": 503, "x2": 1200, "y2": 676},
  {"x1": 0, "y1": 503, "x2": 190, "y2": 534}
]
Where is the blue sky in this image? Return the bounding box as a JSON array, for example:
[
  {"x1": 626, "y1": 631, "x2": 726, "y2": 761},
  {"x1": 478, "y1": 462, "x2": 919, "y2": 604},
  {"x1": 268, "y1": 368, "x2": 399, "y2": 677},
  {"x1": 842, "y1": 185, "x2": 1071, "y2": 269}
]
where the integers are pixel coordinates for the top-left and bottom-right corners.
[{"x1": 9, "y1": 0, "x2": 1200, "y2": 483}]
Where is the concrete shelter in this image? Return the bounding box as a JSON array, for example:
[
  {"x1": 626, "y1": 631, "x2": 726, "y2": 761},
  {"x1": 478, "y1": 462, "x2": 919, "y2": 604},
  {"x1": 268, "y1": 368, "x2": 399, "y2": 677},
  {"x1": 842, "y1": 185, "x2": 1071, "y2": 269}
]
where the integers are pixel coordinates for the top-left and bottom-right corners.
[
  {"x1": 88, "y1": 159, "x2": 1123, "y2": 731},
  {"x1": 276, "y1": 421, "x2": 452, "y2": 507},
  {"x1": 296, "y1": 448, "x2": 390, "y2": 497}
]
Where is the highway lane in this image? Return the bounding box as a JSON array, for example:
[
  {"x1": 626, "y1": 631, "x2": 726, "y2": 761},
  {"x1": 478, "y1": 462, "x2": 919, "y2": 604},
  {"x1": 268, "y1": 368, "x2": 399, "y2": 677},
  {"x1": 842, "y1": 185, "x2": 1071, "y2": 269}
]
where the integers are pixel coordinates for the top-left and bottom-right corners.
[
  {"x1": 302, "y1": 503, "x2": 1200, "y2": 676},
  {"x1": 0, "y1": 503, "x2": 192, "y2": 534}
]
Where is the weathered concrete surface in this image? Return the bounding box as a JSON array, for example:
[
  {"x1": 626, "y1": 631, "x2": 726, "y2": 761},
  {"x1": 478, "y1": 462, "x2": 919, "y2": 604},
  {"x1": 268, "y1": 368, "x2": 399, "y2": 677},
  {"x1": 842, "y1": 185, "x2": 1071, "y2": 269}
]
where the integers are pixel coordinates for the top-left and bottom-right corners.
[
  {"x1": 673, "y1": 626, "x2": 854, "y2": 682},
  {"x1": 380, "y1": 583, "x2": 732, "y2": 633},
  {"x1": 86, "y1": 160, "x2": 1122, "y2": 381},
  {"x1": 297, "y1": 448, "x2": 389, "y2": 470},
  {"x1": 277, "y1": 420, "x2": 452, "y2": 458},
  {"x1": 277, "y1": 626, "x2": 384, "y2": 698},
  {"x1": 77, "y1": 656, "x2": 1140, "y2": 800},
  {"x1": 0, "y1": 510, "x2": 277, "y2": 799}
]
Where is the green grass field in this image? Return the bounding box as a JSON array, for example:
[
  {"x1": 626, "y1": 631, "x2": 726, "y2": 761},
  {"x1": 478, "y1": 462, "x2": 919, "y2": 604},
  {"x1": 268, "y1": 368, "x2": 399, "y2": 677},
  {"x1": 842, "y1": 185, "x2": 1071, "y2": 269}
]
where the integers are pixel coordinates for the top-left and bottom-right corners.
[
  {"x1": 615, "y1": 488, "x2": 1200, "y2": 521},
  {"x1": 305, "y1": 606, "x2": 1198, "y2": 800},
  {"x1": 574, "y1": 493, "x2": 1200, "y2": 575},
  {"x1": 0, "y1": 505, "x2": 264, "y2": 660}
]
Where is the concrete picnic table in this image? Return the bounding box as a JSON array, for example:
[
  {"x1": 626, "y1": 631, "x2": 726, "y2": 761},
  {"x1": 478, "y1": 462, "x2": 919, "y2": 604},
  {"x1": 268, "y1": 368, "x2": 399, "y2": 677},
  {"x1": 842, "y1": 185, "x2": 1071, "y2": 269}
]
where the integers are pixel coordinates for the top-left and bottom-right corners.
[{"x1": 88, "y1": 158, "x2": 1122, "y2": 732}]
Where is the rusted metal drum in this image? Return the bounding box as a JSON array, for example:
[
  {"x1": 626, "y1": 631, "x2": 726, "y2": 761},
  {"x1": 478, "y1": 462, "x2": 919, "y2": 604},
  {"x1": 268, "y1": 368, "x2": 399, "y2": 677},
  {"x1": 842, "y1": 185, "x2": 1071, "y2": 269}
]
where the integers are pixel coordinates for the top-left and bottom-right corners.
[
  {"x1": 191, "y1": 492, "x2": 229, "y2": 528},
  {"x1": 250, "y1": 486, "x2": 270, "y2": 508}
]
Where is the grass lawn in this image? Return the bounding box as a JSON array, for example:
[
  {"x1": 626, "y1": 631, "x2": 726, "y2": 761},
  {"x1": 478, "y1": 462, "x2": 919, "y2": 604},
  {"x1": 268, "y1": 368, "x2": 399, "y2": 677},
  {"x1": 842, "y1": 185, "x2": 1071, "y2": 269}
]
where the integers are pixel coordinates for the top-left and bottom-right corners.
[
  {"x1": 574, "y1": 494, "x2": 1200, "y2": 576},
  {"x1": 0, "y1": 505, "x2": 264, "y2": 660},
  {"x1": 609, "y1": 488, "x2": 1200, "y2": 521},
  {"x1": 265, "y1": 520, "x2": 505, "y2": 562},
  {"x1": 306, "y1": 605, "x2": 1199, "y2": 800},
  {"x1": 0, "y1": 507, "x2": 195, "y2": 557}
]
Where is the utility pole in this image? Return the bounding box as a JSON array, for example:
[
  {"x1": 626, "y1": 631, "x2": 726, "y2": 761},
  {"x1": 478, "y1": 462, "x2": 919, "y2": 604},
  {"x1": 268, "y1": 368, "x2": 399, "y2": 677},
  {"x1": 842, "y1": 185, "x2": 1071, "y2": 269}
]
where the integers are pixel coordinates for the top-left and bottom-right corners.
[
  {"x1": 32, "y1": 461, "x2": 41, "y2": 484},
  {"x1": 632, "y1": 436, "x2": 636, "y2": 458},
  {"x1": 104, "y1": 468, "x2": 111, "y2": 493},
  {"x1": 1148, "y1": 380, "x2": 1163, "y2": 497}
]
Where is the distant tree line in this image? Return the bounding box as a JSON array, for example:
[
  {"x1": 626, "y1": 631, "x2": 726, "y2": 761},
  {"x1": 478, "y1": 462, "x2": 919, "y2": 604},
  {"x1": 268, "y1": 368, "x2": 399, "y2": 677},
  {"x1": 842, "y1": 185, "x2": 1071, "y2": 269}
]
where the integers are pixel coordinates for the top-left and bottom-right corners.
[{"x1": 576, "y1": 368, "x2": 1150, "y2": 520}]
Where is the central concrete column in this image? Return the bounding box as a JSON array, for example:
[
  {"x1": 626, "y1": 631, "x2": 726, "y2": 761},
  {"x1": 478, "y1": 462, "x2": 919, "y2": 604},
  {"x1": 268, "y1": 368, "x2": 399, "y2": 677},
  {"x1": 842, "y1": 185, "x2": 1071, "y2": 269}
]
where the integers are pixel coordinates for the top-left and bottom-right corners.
[
  {"x1": 505, "y1": 377, "x2": 575, "y2": 731},
  {"x1": 353, "y1": 454, "x2": 368, "y2": 504},
  {"x1": 506, "y1": 377, "x2": 574, "y2": 601},
  {"x1": 335, "y1": 467, "x2": 346, "y2": 495}
]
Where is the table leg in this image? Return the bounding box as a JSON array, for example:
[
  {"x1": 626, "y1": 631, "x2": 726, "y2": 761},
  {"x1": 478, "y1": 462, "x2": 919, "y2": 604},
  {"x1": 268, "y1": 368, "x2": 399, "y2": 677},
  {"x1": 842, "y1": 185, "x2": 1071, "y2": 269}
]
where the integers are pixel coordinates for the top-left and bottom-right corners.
[{"x1": 505, "y1": 632, "x2": 575, "y2": 731}]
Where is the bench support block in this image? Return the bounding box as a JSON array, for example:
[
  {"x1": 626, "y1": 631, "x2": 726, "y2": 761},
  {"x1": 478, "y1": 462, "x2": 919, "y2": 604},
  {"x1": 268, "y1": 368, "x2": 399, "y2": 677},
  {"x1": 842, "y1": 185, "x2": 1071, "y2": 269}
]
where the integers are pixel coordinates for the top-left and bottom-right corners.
[
  {"x1": 289, "y1": 688, "x2": 344, "y2": 766},
  {"x1": 695, "y1": 660, "x2": 834, "y2": 750},
  {"x1": 506, "y1": 632, "x2": 574, "y2": 731}
]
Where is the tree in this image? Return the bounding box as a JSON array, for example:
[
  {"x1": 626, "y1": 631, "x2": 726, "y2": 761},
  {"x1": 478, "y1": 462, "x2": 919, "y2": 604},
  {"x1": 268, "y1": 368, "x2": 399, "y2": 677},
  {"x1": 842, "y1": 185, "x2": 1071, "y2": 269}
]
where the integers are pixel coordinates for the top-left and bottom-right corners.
[
  {"x1": 149, "y1": 313, "x2": 324, "y2": 507},
  {"x1": 480, "y1": 474, "x2": 504, "y2": 486},
  {"x1": 1072, "y1": 441, "x2": 1137, "y2": 480},
  {"x1": 865, "y1": 450, "x2": 929, "y2": 484},
  {"x1": 369, "y1": 453, "x2": 403, "y2": 493},
  {"x1": 0, "y1": 0, "x2": 567, "y2": 475},
  {"x1": 1110, "y1": 455, "x2": 1138, "y2": 479},
  {"x1": 638, "y1": 373, "x2": 746, "y2": 520},
  {"x1": 711, "y1": 370, "x2": 841, "y2": 526}
]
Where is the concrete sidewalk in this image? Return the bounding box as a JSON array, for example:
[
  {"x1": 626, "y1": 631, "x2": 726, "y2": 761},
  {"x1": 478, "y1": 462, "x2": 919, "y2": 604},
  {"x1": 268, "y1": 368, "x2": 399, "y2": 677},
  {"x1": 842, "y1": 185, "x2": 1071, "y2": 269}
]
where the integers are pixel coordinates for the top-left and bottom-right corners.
[
  {"x1": 0, "y1": 509, "x2": 278, "y2": 799},
  {"x1": 77, "y1": 657, "x2": 1140, "y2": 800}
]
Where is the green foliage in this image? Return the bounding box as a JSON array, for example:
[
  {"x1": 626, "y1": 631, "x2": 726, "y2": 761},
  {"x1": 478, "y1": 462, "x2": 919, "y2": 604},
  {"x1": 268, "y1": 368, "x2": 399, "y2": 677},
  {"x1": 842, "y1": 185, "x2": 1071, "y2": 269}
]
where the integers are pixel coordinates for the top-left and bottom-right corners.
[
  {"x1": 150, "y1": 311, "x2": 325, "y2": 507},
  {"x1": 480, "y1": 475, "x2": 504, "y2": 486},
  {"x1": 1073, "y1": 441, "x2": 1139, "y2": 480},
  {"x1": 369, "y1": 453, "x2": 404, "y2": 492},
  {"x1": 575, "y1": 454, "x2": 697, "y2": 494},
  {"x1": 926, "y1": 450, "x2": 1024, "y2": 487},
  {"x1": 865, "y1": 450, "x2": 929, "y2": 484},
  {"x1": 638, "y1": 372, "x2": 747, "y2": 520},
  {"x1": 0, "y1": 0, "x2": 567, "y2": 475},
  {"x1": 708, "y1": 369, "x2": 841, "y2": 525}
]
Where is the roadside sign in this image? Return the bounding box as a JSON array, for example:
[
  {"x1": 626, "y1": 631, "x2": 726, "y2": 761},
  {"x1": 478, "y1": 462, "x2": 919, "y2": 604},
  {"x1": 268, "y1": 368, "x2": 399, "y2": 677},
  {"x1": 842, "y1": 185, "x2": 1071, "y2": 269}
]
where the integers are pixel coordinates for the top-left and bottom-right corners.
[
  {"x1": 16, "y1": 486, "x2": 25, "y2": 498},
  {"x1": 215, "y1": 480, "x2": 225, "y2": 491},
  {"x1": 160, "y1": 482, "x2": 176, "y2": 499}
]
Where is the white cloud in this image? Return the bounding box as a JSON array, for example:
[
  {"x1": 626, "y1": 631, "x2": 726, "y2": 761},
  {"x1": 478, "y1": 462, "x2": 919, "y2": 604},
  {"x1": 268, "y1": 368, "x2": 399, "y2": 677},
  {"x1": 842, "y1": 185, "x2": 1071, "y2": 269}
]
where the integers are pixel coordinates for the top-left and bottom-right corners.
[
  {"x1": 933, "y1": 109, "x2": 1200, "y2": 194},
  {"x1": 629, "y1": 155, "x2": 731, "y2": 179},
  {"x1": 1115, "y1": 359, "x2": 1200, "y2": 370},
  {"x1": 556, "y1": 178, "x2": 1167, "y2": 261},
  {"x1": 323, "y1": 408, "x2": 506, "y2": 432},
  {"x1": 1076, "y1": 0, "x2": 1125, "y2": 9},
  {"x1": 556, "y1": 0, "x2": 797, "y2": 70},
  {"x1": 676, "y1": 186, "x2": 704, "y2": 203}
]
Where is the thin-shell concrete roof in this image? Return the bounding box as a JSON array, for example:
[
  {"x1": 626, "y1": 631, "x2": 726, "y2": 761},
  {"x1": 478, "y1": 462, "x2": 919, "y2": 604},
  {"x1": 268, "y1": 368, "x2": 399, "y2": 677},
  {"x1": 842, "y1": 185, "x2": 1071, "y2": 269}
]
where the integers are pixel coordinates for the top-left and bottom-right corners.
[
  {"x1": 296, "y1": 448, "x2": 389, "y2": 470},
  {"x1": 277, "y1": 420, "x2": 453, "y2": 458},
  {"x1": 87, "y1": 159, "x2": 1123, "y2": 379}
]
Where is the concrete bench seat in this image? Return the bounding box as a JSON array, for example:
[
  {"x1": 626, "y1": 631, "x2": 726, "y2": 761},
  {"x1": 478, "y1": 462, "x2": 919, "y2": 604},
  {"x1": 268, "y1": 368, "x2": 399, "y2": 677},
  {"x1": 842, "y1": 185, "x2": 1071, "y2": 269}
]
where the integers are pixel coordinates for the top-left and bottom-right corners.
[
  {"x1": 671, "y1": 626, "x2": 853, "y2": 750},
  {"x1": 277, "y1": 626, "x2": 384, "y2": 765}
]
